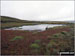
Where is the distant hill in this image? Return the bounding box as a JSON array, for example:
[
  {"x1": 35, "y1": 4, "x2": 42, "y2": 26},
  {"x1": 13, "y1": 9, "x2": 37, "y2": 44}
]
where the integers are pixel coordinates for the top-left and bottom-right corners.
[
  {"x1": 0, "y1": 16, "x2": 29, "y2": 23},
  {"x1": 0, "y1": 16, "x2": 39, "y2": 29},
  {"x1": 1, "y1": 16, "x2": 74, "y2": 29},
  {"x1": 67, "y1": 21, "x2": 75, "y2": 23},
  {"x1": 61, "y1": 20, "x2": 75, "y2": 23},
  {"x1": 0, "y1": 16, "x2": 40, "y2": 23},
  {"x1": 0, "y1": 16, "x2": 73, "y2": 24}
]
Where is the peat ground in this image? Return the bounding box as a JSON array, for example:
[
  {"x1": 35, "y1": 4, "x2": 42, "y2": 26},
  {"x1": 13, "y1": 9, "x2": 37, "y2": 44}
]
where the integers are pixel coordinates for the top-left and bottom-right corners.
[{"x1": 1, "y1": 27, "x2": 73, "y2": 55}]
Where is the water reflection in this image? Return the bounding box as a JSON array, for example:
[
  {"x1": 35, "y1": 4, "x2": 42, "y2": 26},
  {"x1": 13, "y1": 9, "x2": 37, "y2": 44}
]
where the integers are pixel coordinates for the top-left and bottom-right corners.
[{"x1": 5, "y1": 24, "x2": 64, "y2": 31}]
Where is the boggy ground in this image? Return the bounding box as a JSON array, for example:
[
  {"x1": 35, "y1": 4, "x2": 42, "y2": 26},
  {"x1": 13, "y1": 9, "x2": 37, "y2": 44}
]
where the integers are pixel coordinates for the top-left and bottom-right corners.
[{"x1": 1, "y1": 26, "x2": 74, "y2": 55}]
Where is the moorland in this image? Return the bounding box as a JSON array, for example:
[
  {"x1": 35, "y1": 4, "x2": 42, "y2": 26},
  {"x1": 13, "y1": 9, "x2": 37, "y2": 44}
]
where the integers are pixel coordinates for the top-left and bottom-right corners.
[{"x1": 1, "y1": 16, "x2": 74, "y2": 55}]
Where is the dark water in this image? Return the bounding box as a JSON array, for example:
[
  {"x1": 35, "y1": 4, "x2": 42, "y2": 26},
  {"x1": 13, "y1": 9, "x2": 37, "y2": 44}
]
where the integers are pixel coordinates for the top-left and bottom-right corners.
[{"x1": 5, "y1": 24, "x2": 65, "y2": 31}]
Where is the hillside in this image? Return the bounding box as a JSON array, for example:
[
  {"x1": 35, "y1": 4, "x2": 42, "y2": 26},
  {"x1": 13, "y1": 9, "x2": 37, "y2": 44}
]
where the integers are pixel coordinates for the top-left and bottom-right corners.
[
  {"x1": 0, "y1": 16, "x2": 73, "y2": 29},
  {"x1": 1, "y1": 16, "x2": 73, "y2": 24},
  {"x1": 0, "y1": 16, "x2": 33, "y2": 23},
  {"x1": 0, "y1": 16, "x2": 39, "y2": 29}
]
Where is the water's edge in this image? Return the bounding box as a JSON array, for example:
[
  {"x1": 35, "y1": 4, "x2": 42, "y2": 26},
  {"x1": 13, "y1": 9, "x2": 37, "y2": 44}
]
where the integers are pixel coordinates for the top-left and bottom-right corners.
[{"x1": 5, "y1": 24, "x2": 65, "y2": 31}]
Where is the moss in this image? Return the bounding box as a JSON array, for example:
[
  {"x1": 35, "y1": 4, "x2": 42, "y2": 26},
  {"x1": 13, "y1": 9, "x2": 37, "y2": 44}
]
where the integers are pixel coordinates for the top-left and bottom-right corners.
[
  {"x1": 30, "y1": 43, "x2": 40, "y2": 49},
  {"x1": 10, "y1": 36, "x2": 24, "y2": 41}
]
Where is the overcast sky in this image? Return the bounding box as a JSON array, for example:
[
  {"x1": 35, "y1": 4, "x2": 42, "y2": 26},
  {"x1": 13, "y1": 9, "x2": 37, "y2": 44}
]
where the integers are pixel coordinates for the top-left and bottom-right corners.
[{"x1": 1, "y1": 1, "x2": 74, "y2": 21}]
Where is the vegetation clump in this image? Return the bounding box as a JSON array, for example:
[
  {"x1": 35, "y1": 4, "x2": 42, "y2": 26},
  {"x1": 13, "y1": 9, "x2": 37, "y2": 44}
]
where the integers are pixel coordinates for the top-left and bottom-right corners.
[
  {"x1": 30, "y1": 43, "x2": 40, "y2": 49},
  {"x1": 53, "y1": 34, "x2": 58, "y2": 37},
  {"x1": 10, "y1": 36, "x2": 24, "y2": 41},
  {"x1": 30, "y1": 43, "x2": 41, "y2": 54},
  {"x1": 52, "y1": 33, "x2": 61, "y2": 38},
  {"x1": 61, "y1": 31, "x2": 67, "y2": 35}
]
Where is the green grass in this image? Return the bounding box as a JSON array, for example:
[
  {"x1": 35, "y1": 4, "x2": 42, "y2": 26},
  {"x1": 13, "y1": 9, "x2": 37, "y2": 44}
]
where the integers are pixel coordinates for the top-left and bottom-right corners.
[
  {"x1": 30, "y1": 43, "x2": 40, "y2": 49},
  {"x1": 10, "y1": 36, "x2": 24, "y2": 41}
]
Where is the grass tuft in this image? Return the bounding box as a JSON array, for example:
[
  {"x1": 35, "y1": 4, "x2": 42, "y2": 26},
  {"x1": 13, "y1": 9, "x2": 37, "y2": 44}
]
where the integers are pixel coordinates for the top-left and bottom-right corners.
[
  {"x1": 10, "y1": 36, "x2": 24, "y2": 41},
  {"x1": 30, "y1": 43, "x2": 40, "y2": 49}
]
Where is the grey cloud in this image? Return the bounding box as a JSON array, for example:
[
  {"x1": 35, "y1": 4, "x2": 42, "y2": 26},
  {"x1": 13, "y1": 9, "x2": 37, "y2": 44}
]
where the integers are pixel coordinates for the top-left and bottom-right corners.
[{"x1": 1, "y1": 1, "x2": 74, "y2": 21}]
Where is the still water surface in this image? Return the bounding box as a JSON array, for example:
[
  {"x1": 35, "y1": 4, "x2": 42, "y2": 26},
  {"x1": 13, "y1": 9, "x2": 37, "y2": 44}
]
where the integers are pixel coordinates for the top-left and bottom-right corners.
[{"x1": 5, "y1": 24, "x2": 64, "y2": 31}]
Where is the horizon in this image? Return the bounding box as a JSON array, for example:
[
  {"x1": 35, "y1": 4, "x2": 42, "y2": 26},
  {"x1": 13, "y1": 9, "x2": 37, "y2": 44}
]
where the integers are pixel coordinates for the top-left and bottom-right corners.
[
  {"x1": 1, "y1": 1, "x2": 74, "y2": 21},
  {"x1": 1, "y1": 15, "x2": 75, "y2": 22}
]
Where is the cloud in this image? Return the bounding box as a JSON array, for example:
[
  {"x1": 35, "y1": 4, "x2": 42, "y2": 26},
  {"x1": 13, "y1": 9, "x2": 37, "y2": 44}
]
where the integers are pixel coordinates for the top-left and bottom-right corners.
[{"x1": 1, "y1": 1, "x2": 74, "y2": 21}]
